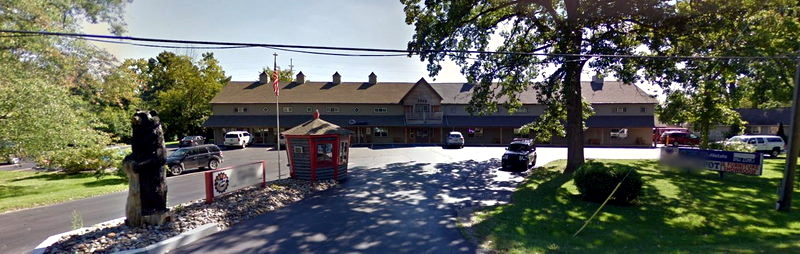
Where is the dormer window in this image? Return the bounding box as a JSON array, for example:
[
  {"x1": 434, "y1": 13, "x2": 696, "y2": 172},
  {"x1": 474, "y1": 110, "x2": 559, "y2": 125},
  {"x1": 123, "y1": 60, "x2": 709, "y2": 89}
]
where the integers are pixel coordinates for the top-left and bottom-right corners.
[
  {"x1": 417, "y1": 98, "x2": 428, "y2": 103},
  {"x1": 615, "y1": 107, "x2": 627, "y2": 113},
  {"x1": 234, "y1": 107, "x2": 248, "y2": 113}
]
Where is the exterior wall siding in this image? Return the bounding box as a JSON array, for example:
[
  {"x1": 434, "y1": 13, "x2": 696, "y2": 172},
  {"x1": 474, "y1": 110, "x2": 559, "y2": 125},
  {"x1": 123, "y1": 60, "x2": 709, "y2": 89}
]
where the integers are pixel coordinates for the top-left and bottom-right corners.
[
  {"x1": 288, "y1": 138, "x2": 311, "y2": 180},
  {"x1": 213, "y1": 103, "x2": 404, "y2": 116}
]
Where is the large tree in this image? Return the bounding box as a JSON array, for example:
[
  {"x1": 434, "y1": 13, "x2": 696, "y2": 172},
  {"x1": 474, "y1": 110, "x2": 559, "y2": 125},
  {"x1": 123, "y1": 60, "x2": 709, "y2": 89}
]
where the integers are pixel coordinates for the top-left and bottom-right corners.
[
  {"x1": 131, "y1": 51, "x2": 230, "y2": 140},
  {"x1": 0, "y1": 0, "x2": 129, "y2": 160},
  {"x1": 647, "y1": 0, "x2": 800, "y2": 147},
  {"x1": 402, "y1": 0, "x2": 676, "y2": 172}
]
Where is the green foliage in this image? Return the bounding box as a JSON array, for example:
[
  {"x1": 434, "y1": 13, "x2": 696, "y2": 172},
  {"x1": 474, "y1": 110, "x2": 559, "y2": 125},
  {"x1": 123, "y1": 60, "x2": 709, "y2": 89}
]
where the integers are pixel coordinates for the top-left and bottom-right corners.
[
  {"x1": 0, "y1": 0, "x2": 129, "y2": 160},
  {"x1": 708, "y1": 141, "x2": 757, "y2": 153},
  {"x1": 130, "y1": 52, "x2": 230, "y2": 140},
  {"x1": 42, "y1": 146, "x2": 126, "y2": 176},
  {"x1": 573, "y1": 161, "x2": 643, "y2": 204}
]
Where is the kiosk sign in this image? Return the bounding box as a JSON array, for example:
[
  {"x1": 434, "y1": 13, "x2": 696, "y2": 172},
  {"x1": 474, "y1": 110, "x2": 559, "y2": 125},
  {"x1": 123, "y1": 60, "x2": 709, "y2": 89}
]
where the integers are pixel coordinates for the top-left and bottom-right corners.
[{"x1": 660, "y1": 147, "x2": 763, "y2": 176}]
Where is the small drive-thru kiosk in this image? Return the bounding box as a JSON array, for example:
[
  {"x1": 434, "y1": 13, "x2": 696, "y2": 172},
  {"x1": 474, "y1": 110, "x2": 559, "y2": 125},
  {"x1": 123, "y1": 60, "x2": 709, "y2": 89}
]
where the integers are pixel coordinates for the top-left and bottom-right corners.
[{"x1": 282, "y1": 111, "x2": 353, "y2": 181}]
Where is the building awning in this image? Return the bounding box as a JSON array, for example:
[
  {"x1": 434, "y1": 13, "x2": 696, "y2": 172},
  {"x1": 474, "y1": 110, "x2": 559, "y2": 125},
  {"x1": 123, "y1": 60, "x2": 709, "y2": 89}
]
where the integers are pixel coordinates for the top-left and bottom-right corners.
[
  {"x1": 586, "y1": 115, "x2": 655, "y2": 128},
  {"x1": 444, "y1": 115, "x2": 654, "y2": 128},
  {"x1": 203, "y1": 115, "x2": 406, "y2": 128},
  {"x1": 445, "y1": 116, "x2": 538, "y2": 127}
]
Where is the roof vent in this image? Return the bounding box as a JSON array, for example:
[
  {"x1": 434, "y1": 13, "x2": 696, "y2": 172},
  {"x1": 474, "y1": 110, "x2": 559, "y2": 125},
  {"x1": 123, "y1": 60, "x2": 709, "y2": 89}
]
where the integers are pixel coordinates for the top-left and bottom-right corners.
[
  {"x1": 590, "y1": 74, "x2": 604, "y2": 91},
  {"x1": 332, "y1": 72, "x2": 341, "y2": 84},
  {"x1": 296, "y1": 71, "x2": 305, "y2": 84},
  {"x1": 368, "y1": 72, "x2": 377, "y2": 84},
  {"x1": 259, "y1": 71, "x2": 269, "y2": 84}
]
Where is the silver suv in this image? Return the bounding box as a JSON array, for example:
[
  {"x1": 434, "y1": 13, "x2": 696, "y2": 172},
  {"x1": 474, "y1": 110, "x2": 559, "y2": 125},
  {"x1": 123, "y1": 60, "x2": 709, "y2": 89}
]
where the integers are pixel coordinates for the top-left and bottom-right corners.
[
  {"x1": 728, "y1": 135, "x2": 785, "y2": 157},
  {"x1": 445, "y1": 131, "x2": 465, "y2": 149}
]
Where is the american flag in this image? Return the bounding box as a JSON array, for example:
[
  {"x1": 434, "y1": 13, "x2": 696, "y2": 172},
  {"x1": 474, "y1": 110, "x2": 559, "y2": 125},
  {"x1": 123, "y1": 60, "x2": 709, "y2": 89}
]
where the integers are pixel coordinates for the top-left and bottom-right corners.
[{"x1": 272, "y1": 70, "x2": 280, "y2": 96}]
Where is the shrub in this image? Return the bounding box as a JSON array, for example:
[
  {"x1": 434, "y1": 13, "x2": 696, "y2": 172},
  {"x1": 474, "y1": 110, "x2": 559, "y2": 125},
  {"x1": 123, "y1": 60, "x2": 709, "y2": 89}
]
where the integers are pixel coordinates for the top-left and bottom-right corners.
[
  {"x1": 41, "y1": 146, "x2": 127, "y2": 176},
  {"x1": 574, "y1": 161, "x2": 643, "y2": 204},
  {"x1": 708, "y1": 141, "x2": 756, "y2": 153}
]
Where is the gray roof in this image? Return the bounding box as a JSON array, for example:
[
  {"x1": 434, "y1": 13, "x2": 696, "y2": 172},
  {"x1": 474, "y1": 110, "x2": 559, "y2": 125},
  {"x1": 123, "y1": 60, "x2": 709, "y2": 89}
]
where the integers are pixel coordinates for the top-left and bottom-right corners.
[
  {"x1": 430, "y1": 81, "x2": 657, "y2": 104},
  {"x1": 211, "y1": 79, "x2": 657, "y2": 105},
  {"x1": 282, "y1": 117, "x2": 354, "y2": 136},
  {"x1": 736, "y1": 108, "x2": 791, "y2": 125}
]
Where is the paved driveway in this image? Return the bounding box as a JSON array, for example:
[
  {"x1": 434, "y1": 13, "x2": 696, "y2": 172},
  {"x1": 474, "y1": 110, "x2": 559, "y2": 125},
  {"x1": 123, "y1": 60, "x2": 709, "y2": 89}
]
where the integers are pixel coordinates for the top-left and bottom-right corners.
[{"x1": 177, "y1": 146, "x2": 659, "y2": 253}]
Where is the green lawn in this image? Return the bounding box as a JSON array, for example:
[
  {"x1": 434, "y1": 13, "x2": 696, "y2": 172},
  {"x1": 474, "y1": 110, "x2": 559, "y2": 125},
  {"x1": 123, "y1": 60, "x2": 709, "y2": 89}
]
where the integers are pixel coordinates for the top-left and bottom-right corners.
[
  {"x1": 471, "y1": 158, "x2": 800, "y2": 253},
  {"x1": 0, "y1": 170, "x2": 127, "y2": 213}
]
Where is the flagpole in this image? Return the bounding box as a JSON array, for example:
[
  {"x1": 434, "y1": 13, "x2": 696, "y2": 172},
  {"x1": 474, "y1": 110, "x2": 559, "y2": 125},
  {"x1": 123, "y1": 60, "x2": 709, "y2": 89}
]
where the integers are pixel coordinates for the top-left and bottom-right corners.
[{"x1": 273, "y1": 52, "x2": 281, "y2": 180}]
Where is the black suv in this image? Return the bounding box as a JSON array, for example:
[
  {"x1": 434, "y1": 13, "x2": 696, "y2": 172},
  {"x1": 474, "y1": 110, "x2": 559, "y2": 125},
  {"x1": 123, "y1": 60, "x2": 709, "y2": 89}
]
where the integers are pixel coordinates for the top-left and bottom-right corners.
[
  {"x1": 501, "y1": 138, "x2": 537, "y2": 172},
  {"x1": 167, "y1": 144, "x2": 223, "y2": 176}
]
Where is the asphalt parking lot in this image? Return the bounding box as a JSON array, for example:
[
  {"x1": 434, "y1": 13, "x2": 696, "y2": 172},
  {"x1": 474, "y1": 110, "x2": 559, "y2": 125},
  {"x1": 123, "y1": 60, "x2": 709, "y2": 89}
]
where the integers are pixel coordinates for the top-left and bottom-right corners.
[{"x1": 0, "y1": 145, "x2": 659, "y2": 254}]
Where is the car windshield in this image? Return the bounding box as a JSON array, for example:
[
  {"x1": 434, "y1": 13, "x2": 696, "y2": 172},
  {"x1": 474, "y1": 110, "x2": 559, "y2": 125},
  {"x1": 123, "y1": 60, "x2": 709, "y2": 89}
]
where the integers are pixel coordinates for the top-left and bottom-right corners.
[
  {"x1": 225, "y1": 134, "x2": 238, "y2": 138},
  {"x1": 508, "y1": 143, "x2": 529, "y2": 151},
  {"x1": 170, "y1": 149, "x2": 188, "y2": 157},
  {"x1": 182, "y1": 136, "x2": 194, "y2": 141},
  {"x1": 449, "y1": 134, "x2": 461, "y2": 138}
]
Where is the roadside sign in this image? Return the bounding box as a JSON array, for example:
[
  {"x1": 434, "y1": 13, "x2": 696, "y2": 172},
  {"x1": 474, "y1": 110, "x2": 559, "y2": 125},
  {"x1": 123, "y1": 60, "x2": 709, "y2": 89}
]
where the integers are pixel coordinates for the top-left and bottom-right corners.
[
  {"x1": 204, "y1": 161, "x2": 267, "y2": 203},
  {"x1": 660, "y1": 147, "x2": 763, "y2": 176}
]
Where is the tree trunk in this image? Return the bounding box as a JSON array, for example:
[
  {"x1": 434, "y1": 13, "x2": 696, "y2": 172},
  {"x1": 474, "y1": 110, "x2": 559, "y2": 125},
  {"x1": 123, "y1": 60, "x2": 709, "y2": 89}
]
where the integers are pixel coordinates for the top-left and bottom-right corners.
[{"x1": 562, "y1": 1, "x2": 585, "y2": 174}]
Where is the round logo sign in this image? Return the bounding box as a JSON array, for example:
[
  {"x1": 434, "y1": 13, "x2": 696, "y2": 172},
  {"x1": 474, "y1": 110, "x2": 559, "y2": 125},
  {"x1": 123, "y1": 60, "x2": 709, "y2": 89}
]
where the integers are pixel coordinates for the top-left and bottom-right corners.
[{"x1": 214, "y1": 172, "x2": 230, "y2": 193}]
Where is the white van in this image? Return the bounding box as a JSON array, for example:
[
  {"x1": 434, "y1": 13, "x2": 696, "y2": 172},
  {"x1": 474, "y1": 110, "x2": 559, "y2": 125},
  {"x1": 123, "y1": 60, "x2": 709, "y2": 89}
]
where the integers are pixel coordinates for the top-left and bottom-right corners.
[
  {"x1": 727, "y1": 135, "x2": 785, "y2": 157},
  {"x1": 224, "y1": 131, "x2": 252, "y2": 148}
]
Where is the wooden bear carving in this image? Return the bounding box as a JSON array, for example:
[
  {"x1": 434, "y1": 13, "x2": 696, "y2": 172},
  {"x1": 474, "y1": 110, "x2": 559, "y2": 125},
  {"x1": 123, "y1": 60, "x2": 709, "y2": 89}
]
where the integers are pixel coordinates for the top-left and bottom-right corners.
[{"x1": 123, "y1": 110, "x2": 170, "y2": 226}]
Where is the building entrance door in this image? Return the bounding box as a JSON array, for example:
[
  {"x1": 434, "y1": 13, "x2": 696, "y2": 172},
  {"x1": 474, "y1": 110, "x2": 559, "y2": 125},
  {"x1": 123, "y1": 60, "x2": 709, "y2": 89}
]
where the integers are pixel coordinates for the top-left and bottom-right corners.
[{"x1": 410, "y1": 128, "x2": 432, "y2": 143}]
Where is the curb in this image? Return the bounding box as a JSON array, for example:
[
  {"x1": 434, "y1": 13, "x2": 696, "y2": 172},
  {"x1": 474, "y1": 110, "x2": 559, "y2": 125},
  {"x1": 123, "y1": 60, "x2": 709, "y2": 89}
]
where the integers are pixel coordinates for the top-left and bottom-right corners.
[
  {"x1": 115, "y1": 223, "x2": 219, "y2": 254},
  {"x1": 31, "y1": 218, "x2": 126, "y2": 254},
  {"x1": 31, "y1": 219, "x2": 219, "y2": 254}
]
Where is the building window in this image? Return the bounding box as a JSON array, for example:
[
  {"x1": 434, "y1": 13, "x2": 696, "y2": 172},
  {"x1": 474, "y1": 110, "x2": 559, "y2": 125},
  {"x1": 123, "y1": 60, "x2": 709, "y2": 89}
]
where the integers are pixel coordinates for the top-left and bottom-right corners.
[
  {"x1": 615, "y1": 107, "x2": 627, "y2": 113},
  {"x1": 306, "y1": 107, "x2": 313, "y2": 113},
  {"x1": 468, "y1": 128, "x2": 484, "y2": 137},
  {"x1": 293, "y1": 146, "x2": 304, "y2": 153},
  {"x1": 353, "y1": 107, "x2": 360, "y2": 113},
  {"x1": 518, "y1": 107, "x2": 528, "y2": 113},
  {"x1": 417, "y1": 98, "x2": 428, "y2": 103},
  {"x1": 283, "y1": 107, "x2": 293, "y2": 113},
  {"x1": 610, "y1": 128, "x2": 629, "y2": 138},
  {"x1": 262, "y1": 107, "x2": 270, "y2": 112},
  {"x1": 327, "y1": 107, "x2": 340, "y2": 113},
  {"x1": 316, "y1": 143, "x2": 333, "y2": 162},
  {"x1": 374, "y1": 127, "x2": 388, "y2": 137},
  {"x1": 234, "y1": 107, "x2": 248, "y2": 113},
  {"x1": 640, "y1": 107, "x2": 646, "y2": 113},
  {"x1": 414, "y1": 104, "x2": 430, "y2": 112},
  {"x1": 374, "y1": 107, "x2": 388, "y2": 113}
]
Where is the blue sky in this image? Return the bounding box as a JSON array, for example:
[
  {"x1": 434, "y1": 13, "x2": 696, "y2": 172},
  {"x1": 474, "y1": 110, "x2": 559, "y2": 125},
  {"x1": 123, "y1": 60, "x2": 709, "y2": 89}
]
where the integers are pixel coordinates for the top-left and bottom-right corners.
[{"x1": 83, "y1": 0, "x2": 629, "y2": 86}]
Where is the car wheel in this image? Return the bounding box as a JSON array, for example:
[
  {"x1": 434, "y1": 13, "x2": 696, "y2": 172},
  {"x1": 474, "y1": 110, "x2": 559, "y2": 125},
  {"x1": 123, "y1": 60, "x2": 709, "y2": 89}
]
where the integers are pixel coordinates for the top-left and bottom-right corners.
[
  {"x1": 672, "y1": 141, "x2": 679, "y2": 147},
  {"x1": 208, "y1": 159, "x2": 220, "y2": 170},
  {"x1": 771, "y1": 148, "x2": 780, "y2": 158},
  {"x1": 241, "y1": 142, "x2": 246, "y2": 149},
  {"x1": 169, "y1": 165, "x2": 184, "y2": 176}
]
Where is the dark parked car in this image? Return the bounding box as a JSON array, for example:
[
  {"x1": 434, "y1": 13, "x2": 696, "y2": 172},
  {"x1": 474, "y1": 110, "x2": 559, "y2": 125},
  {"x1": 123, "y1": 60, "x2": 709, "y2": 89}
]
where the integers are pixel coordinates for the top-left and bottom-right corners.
[
  {"x1": 179, "y1": 136, "x2": 206, "y2": 147},
  {"x1": 660, "y1": 131, "x2": 700, "y2": 147},
  {"x1": 167, "y1": 144, "x2": 223, "y2": 176},
  {"x1": 501, "y1": 138, "x2": 537, "y2": 172}
]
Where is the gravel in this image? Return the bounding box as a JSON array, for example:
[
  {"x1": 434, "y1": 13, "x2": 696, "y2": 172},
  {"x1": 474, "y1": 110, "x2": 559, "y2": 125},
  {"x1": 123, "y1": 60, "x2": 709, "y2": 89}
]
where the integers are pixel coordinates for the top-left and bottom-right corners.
[{"x1": 43, "y1": 179, "x2": 337, "y2": 254}]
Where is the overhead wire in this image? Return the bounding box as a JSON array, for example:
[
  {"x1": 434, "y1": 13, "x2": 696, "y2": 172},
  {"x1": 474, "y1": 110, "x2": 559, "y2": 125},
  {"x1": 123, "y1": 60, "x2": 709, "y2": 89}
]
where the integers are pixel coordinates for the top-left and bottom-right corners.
[{"x1": 0, "y1": 29, "x2": 796, "y2": 61}]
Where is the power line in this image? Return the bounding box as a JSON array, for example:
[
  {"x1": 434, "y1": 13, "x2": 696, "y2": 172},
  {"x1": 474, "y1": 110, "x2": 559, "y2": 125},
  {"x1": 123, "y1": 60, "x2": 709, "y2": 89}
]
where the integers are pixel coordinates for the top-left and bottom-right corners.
[{"x1": 0, "y1": 29, "x2": 796, "y2": 61}]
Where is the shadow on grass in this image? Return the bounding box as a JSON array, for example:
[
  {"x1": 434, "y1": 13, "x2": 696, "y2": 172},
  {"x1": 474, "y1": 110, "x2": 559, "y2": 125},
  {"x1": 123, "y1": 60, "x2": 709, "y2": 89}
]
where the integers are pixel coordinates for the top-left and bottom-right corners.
[
  {"x1": 470, "y1": 159, "x2": 800, "y2": 253},
  {"x1": 0, "y1": 185, "x2": 42, "y2": 199},
  {"x1": 10, "y1": 172, "x2": 95, "y2": 182},
  {"x1": 83, "y1": 178, "x2": 127, "y2": 187}
]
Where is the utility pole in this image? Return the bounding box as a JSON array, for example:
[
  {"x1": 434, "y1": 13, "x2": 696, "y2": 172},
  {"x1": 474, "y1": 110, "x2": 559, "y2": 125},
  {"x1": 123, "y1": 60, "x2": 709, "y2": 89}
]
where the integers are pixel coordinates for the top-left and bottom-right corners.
[
  {"x1": 777, "y1": 54, "x2": 800, "y2": 211},
  {"x1": 273, "y1": 52, "x2": 282, "y2": 180}
]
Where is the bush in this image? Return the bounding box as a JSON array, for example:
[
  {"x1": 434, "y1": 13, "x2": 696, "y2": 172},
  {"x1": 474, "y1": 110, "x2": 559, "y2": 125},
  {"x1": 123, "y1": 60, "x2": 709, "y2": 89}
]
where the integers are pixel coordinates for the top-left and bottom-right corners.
[
  {"x1": 708, "y1": 141, "x2": 756, "y2": 153},
  {"x1": 41, "y1": 146, "x2": 127, "y2": 177},
  {"x1": 574, "y1": 161, "x2": 643, "y2": 204}
]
